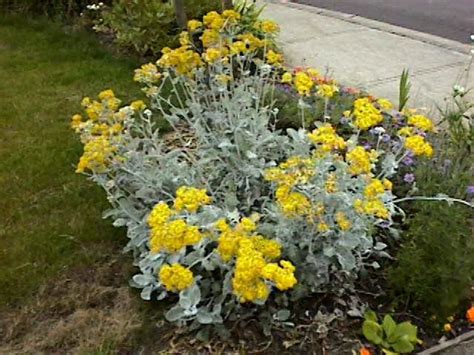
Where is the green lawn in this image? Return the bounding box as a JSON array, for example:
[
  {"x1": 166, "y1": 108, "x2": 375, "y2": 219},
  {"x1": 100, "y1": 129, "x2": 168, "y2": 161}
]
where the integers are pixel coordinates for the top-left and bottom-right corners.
[{"x1": 0, "y1": 15, "x2": 142, "y2": 308}]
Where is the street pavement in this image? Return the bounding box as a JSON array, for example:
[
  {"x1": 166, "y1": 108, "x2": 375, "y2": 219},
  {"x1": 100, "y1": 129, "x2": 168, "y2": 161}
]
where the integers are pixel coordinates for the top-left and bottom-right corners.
[
  {"x1": 261, "y1": 0, "x2": 474, "y2": 114},
  {"x1": 292, "y1": 0, "x2": 474, "y2": 43}
]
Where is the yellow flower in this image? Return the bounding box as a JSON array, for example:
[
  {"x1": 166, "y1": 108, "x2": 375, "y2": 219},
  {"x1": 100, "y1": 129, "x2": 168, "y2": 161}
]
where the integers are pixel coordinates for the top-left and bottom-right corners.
[
  {"x1": 308, "y1": 124, "x2": 346, "y2": 152},
  {"x1": 157, "y1": 45, "x2": 202, "y2": 76},
  {"x1": 173, "y1": 186, "x2": 211, "y2": 213},
  {"x1": 362, "y1": 199, "x2": 389, "y2": 219},
  {"x1": 130, "y1": 100, "x2": 146, "y2": 111},
  {"x1": 408, "y1": 114, "x2": 435, "y2": 132},
  {"x1": 325, "y1": 173, "x2": 338, "y2": 193},
  {"x1": 237, "y1": 33, "x2": 264, "y2": 51},
  {"x1": 76, "y1": 136, "x2": 117, "y2": 174},
  {"x1": 149, "y1": 219, "x2": 204, "y2": 253},
  {"x1": 266, "y1": 49, "x2": 283, "y2": 65},
  {"x1": 236, "y1": 217, "x2": 257, "y2": 233},
  {"x1": 230, "y1": 40, "x2": 247, "y2": 55},
  {"x1": 260, "y1": 20, "x2": 279, "y2": 34},
  {"x1": 159, "y1": 264, "x2": 193, "y2": 292},
  {"x1": 71, "y1": 114, "x2": 83, "y2": 130},
  {"x1": 281, "y1": 72, "x2": 292, "y2": 84},
  {"x1": 222, "y1": 9, "x2": 241, "y2": 23},
  {"x1": 306, "y1": 68, "x2": 320, "y2": 78},
  {"x1": 148, "y1": 202, "x2": 172, "y2": 228},
  {"x1": 352, "y1": 98, "x2": 383, "y2": 130},
  {"x1": 345, "y1": 146, "x2": 376, "y2": 175},
  {"x1": 382, "y1": 178, "x2": 393, "y2": 190},
  {"x1": 134, "y1": 63, "x2": 161, "y2": 84},
  {"x1": 377, "y1": 98, "x2": 393, "y2": 110},
  {"x1": 335, "y1": 211, "x2": 352, "y2": 231},
  {"x1": 294, "y1": 71, "x2": 313, "y2": 96},
  {"x1": 187, "y1": 19, "x2": 202, "y2": 32},
  {"x1": 98, "y1": 89, "x2": 115, "y2": 101},
  {"x1": 364, "y1": 179, "x2": 385, "y2": 199},
  {"x1": 317, "y1": 222, "x2": 329, "y2": 233},
  {"x1": 398, "y1": 126, "x2": 414, "y2": 137},
  {"x1": 443, "y1": 323, "x2": 452, "y2": 332},
  {"x1": 203, "y1": 11, "x2": 224, "y2": 30},
  {"x1": 179, "y1": 31, "x2": 191, "y2": 46},
  {"x1": 201, "y1": 29, "x2": 220, "y2": 48},
  {"x1": 203, "y1": 47, "x2": 228, "y2": 63},
  {"x1": 405, "y1": 135, "x2": 434, "y2": 157},
  {"x1": 317, "y1": 84, "x2": 338, "y2": 98},
  {"x1": 261, "y1": 260, "x2": 297, "y2": 290},
  {"x1": 276, "y1": 187, "x2": 311, "y2": 217}
]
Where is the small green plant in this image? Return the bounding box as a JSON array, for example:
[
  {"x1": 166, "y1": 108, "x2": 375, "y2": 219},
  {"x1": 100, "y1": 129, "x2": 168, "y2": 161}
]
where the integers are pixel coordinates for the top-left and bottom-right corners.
[
  {"x1": 398, "y1": 69, "x2": 411, "y2": 111},
  {"x1": 362, "y1": 311, "x2": 421, "y2": 354}
]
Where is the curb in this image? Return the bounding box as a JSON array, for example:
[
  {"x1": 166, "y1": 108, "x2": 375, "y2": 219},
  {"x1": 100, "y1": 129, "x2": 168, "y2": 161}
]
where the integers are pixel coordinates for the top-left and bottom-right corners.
[
  {"x1": 418, "y1": 330, "x2": 474, "y2": 354},
  {"x1": 264, "y1": 0, "x2": 472, "y2": 55}
]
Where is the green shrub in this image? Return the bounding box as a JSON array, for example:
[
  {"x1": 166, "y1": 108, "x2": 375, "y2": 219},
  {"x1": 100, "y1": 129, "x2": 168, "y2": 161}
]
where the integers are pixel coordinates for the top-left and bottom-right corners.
[
  {"x1": 2, "y1": 0, "x2": 104, "y2": 18},
  {"x1": 388, "y1": 86, "x2": 474, "y2": 321},
  {"x1": 93, "y1": 0, "x2": 221, "y2": 56}
]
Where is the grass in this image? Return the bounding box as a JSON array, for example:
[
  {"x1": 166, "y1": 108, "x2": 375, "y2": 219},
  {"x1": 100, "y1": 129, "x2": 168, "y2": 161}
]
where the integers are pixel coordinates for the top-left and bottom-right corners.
[{"x1": 0, "y1": 15, "x2": 143, "y2": 308}]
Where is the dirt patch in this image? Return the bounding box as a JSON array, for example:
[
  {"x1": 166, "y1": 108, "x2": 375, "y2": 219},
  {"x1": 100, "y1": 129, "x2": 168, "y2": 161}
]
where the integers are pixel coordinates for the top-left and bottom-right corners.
[{"x1": 0, "y1": 258, "x2": 142, "y2": 354}]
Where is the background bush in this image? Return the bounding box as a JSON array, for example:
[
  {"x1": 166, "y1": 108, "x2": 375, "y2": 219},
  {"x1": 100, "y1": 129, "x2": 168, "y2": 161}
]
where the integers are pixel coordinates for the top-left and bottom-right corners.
[
  {"x1": 1, "y1": 0, "x2": 107, "y2": 18},
  {"x1": 94, "y1": 0, "x2": 221, "y2": 56}
]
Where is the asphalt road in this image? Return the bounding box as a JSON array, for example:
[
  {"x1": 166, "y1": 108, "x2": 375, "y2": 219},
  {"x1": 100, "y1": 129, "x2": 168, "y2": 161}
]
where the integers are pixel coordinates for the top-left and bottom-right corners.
[{"x1": 292, "y1": 0, "x2": 474, "y2": 43}]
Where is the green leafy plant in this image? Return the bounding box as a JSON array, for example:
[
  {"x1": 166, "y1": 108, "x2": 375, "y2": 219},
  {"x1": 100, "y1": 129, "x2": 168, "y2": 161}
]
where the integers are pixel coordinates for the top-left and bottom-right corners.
[
  {"x1": 398, "y1": 69, "x2": 411, "y2": 111},
  {"x1": 93, "y1": 0, "x2": 221, "y2": 56},
  {"x1": 362, "y1": 310, "x2": 421, "y2": 354}
]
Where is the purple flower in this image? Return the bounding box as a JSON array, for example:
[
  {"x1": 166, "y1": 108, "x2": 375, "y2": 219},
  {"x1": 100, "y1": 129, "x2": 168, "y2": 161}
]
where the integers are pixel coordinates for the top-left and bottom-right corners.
[
  {"x1": 363, "y1": 143, "x2": 372, "y2": 150},
  {"x1": 403, "y1": 173, "x2": 415, "y2": 183},
  {"x1": 402, "y1": 156, "x2": 415, "y2": 166},
  {"x1": 467, "y1": 185, "x2": 474, "y2": 195}
]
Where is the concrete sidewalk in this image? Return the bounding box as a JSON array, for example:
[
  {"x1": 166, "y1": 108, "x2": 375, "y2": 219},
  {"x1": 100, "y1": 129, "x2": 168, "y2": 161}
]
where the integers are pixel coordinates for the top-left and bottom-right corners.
[{"x1": 261, "y1": 0, "x2": 474, "y2": 113}]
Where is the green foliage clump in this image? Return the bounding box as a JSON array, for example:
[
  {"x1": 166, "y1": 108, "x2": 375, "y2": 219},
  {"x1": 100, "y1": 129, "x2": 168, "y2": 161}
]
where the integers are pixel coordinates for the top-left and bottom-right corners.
[
  {"x1": 362, "y1": 310, "x2": 421, "y2": 354},
  {"x1": 94, "y1": 0, "x2": 221, "y2": 56},
  {"x1": 388, "y1": 84, "x2": 474, "y2": 321},
  {"x1": 2, "y1": 0, "x2": 104, "y2": 18}
]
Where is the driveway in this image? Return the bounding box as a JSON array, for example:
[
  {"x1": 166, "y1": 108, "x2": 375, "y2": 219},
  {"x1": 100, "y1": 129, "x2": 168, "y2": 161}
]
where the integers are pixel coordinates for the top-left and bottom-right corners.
[{"x1": 292, "y1": 0, "x2": 474, "y2": 43}]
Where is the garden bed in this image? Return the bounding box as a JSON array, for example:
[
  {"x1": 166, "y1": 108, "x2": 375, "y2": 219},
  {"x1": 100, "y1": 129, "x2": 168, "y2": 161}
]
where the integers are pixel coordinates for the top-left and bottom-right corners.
[{"x1": 1, "y1": 3, "x2": 473, "y2": 354}]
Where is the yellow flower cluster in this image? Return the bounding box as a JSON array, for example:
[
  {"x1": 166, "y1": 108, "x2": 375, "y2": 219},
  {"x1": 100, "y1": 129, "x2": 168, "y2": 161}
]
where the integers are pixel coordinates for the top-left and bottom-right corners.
[
  {"x1": 75, "y1": 135, "x2": 117, "y2": 173},
  {"x1": 148, "y1": 190, "x2": 207, "y2": 254},
  {"x1": 173, "y1": 186, "x2": 211, "y2": 213},
  {"x1": 335, "y1": 211, "x2": 352, "y2": 231},
  {"x1": 377, "y1": 98, "x2": 393, "y2": 110},
  {"x1": 407, "y1": 114, "x2": 434, "y2": 132},
  {"x1": 216, "y1": 217, "x2": 281, "y2": 262},
  {"x1": 354, "y1": 198, "x2": 390, "y2": 219},
  {"x1": 264, "y1": 156, "x2": 315, "y2": 187},
  {"x1": 257, "y1": 20, "x2": 279, "y2": 34},
  {"x1": 294, "y1": 71, "x2": 314, "y2": 96},
  {"x1": 317, "y1": 84, "x2": 339, "y2": 98},
  {"x1": 215, "y1": 217, "x2": 296, "y2": 303},
  {"x1": 203, "y1": 46, "x2": 229, "y2": 63},
  {"x1": 352, "y1": 98, "x2": 384, "y2": 130},
  {"x1": 187, "y1": 19, "x2": 202, "y2": 32},
  {"x1": 275, "y1": 185, "x2": 311, "y2": 217},
  {"x1": 159, "y1": 263, "x2": 194, "y2": 292},
  {"x1": 266, "y1": 49, "x2": 283, "y2": 66},
  {"x1": 72, "y1": 90, "x2": 130, "y2": 173},
  {"x1": 352, "y1": 178, "x2": 392, "y2": 219},
  {"x1": 133, "y1": 63, "x2": 162, "y2": 84},
  {"x1": 405, "y1": 135, "x2": 434, "y2": 157},
  {"x1": 157, "y1": 45, "x2": 203, "y2": 76},
  {"x1": 325, "y1": 173, "x2": 338, "y2": 193},
  {"x1": 308, "y1": 124, "x2": 346, "y2": 152},
  {"x1": 345, "y1": 146, "x2": 378, "y2": 175}
]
